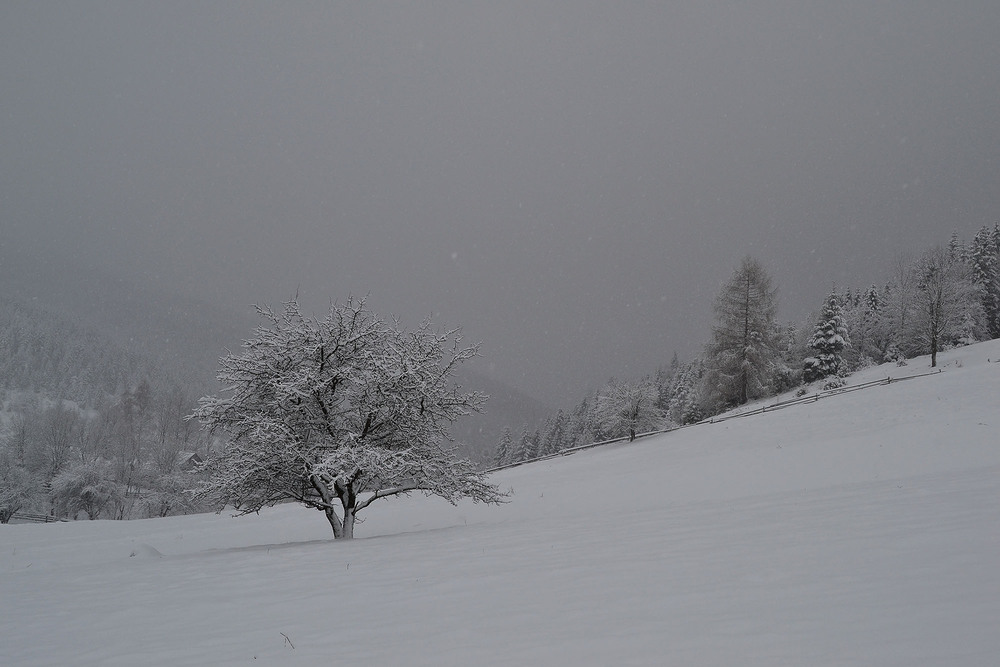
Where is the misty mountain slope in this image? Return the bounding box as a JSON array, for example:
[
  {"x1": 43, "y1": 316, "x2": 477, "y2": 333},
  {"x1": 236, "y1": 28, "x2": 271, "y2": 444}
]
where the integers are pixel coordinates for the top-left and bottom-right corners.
[
  {"x1": 0, "y1": 256, "x2": 546, "y2": 457},
  {"x1": 0, "y1": 253, "x2": 254, "y2": 392},
  {"x1": 2, "y1": 341, "x2": 998, "y2": 666},
  {"x1": 451, "y1": 365, "x2": 554, "y2": 463},
  {"x1": 0, "y1": 295, "x2": 201, "y2": 410}
]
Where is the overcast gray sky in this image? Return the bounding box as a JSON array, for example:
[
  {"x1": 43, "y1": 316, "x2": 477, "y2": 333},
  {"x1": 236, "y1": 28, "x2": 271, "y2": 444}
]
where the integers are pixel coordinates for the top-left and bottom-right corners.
[{"x1": 3, "y1": 1, "x2": 999, "y2": 405}]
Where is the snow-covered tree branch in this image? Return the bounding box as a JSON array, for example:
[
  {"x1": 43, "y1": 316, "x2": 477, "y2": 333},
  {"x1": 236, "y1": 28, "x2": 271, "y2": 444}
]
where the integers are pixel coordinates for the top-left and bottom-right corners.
[{"x1": 189, "y1": 297, "x2": 506, "y2": 539}]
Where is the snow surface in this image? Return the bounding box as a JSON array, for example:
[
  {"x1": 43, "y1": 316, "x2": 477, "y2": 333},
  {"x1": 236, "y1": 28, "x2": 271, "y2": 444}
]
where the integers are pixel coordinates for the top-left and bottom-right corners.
[{"x1": 2, "y1": 341, "x2": 999, "y2": 665}]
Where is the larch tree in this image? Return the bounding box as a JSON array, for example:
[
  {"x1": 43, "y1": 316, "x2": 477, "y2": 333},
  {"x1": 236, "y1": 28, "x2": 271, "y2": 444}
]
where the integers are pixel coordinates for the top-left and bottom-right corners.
[
  {"x1": 190, "y1": 297, "x2": 505, "y2": 539},
  {"x1": 704, "y1": 257, "x2": 782, "y2": 408}
]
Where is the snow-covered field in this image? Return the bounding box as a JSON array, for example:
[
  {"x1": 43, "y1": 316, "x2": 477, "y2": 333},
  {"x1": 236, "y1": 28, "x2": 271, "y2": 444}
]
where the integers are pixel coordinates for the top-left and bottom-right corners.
[{"x1": 3, "y1": 341, "x2": 999, "y2": 666}]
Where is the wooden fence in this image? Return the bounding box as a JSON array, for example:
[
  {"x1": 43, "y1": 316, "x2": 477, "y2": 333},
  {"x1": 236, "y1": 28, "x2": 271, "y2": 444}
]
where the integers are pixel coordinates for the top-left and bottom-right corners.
[{"x1": 8, "y1": 512, "x2": 68, "y2": 524}]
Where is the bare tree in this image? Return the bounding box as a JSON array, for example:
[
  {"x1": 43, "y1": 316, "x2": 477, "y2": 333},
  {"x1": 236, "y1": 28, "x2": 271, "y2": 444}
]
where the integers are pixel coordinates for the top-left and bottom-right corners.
[
  {"x1": 3, "y1": 413, "x2": 32, "y2": 466},
  {"x1": 0, "y1": 450, "x2": 37, "y2": 523},
  {"x1": 909, "y1": 246, "x2": 984, "y2": 367},
  {"x1": 40, "y1": 402, "x2": 78, "y2": 478},
  {"x1": 50, "y1": 460, "x2": 120, "y2": 520},
  {"x1": 594, "y1": 378, "x2": 668, "y2": 441},
  {"x1": 883, "y1": 253, "x2": 920, "y2": 359},
  {"x1": 190, "y1": 298, "x2": 506, "y2": 539}
]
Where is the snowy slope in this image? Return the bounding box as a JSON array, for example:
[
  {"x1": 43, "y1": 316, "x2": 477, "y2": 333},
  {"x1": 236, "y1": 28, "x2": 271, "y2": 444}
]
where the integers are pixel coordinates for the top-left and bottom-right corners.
[{"x1": 2, "y1": 341, "x2": 999, "y2": 666}]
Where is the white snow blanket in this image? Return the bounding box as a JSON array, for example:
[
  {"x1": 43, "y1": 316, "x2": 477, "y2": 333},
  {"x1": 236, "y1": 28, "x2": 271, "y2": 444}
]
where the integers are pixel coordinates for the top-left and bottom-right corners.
[{"x1": 2, "y1": 341, "x2": 999, "y2": 665}]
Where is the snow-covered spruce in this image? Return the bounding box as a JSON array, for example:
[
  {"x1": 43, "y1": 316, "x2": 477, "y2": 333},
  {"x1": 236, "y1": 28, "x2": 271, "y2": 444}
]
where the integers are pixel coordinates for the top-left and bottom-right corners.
[
  {"x1": 189, "y1": 297, "x2": 506, "y2": 539},
  {"x1": 803, "y1": 292, "x2": 850, "y2": 383}
]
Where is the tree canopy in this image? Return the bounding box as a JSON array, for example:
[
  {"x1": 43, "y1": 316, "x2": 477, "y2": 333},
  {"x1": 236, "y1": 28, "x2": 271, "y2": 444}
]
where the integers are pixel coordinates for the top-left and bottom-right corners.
[{"x1": 191, "y1": 298, "x2": 505, "y2": 539}]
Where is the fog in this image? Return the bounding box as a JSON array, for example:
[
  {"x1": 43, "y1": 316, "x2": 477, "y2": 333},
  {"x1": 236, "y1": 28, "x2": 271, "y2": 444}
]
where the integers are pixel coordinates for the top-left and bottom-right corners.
[{"x1": 3, "y1": 2, "x2": 999, "y2": 406}]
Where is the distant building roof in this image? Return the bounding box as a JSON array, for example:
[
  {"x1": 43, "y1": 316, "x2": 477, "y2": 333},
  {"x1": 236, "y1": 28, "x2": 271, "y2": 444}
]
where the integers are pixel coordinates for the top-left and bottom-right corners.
[{"x1": 174, "y1": 451, "x2": 203, "y2": 471}]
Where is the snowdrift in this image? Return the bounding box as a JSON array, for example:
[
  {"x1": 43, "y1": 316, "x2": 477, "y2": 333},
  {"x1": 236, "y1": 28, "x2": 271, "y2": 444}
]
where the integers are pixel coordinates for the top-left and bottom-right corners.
[{"x1": 2, "y1": 341, "x2": 999, "y2": 665}]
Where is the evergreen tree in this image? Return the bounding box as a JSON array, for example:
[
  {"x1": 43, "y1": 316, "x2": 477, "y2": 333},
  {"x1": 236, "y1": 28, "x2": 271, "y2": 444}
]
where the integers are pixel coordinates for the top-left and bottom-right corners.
[
  {"x1": 654, "y1": 358, "x2": 679, "y2": 412},
  {"x1": 967, "y1": 226, "x2": 1000, "y2": 338},
  {"x1": 510, "y1": 426, "x2": 535, "y2": 463},
  {"x1": 839, "y1": 284, "x2": 891, "y2": 368},
  {"x1": 493, "y1": 427, "x2": 513, "y2": 467},
  {"x1": 668, "y1": 358, "x2": 706, "y2": 425},
  {"x1": 865, "y1": 284, "x2": 881, "y2": 314},
  {"x1": 803, "y1": 293, "x2": 851, "y2": 382},
  {"x1": 540, "y1": 410, "x2": 569, "y2": 455},
  {"x1": 704, "y1": 257, "x2": 782, "y2": 408},
  {"x1": 948, "y1": 231, "x2": 966, "y2": 262},
  {"x1": 566, "y1": 395, "x2": 596, "y2": 448}
]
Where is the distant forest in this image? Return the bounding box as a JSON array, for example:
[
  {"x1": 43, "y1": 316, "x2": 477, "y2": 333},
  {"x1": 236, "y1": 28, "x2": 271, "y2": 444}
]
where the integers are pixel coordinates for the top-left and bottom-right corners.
[
  {"x1": 494, "y1": 226, "x2": 1000, "y2": 467},
  {"x1": 0, "y1": 298, "x2": 213, "y2": 522}
]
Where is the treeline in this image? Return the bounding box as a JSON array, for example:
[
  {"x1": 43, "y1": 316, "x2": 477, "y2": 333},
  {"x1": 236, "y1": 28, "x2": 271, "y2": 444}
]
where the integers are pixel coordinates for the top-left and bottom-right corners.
[
  {"x1": 0, "y1": 298, "x2": 213, "y2": 522},
  {"x1": 495, "y1": 225, "x2": 1000, "y2": 466}
]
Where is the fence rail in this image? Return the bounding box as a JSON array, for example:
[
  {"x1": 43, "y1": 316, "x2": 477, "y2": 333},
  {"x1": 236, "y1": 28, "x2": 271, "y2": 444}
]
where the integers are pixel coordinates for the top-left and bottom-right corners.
[
  {"x1": 487, "y1": 368, "x2": 944, "y2": 473},
  {"x1": 9, "y1": 512, "x2": 68, "y2": 524}
]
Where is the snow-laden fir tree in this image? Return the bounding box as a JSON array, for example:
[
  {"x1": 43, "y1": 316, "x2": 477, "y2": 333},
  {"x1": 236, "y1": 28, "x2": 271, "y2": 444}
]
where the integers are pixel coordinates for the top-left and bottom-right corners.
[
  {"x1": 190, "y1": 297, "x2": 505, "y2": 539},
  {"x1": 509, "y1": 425, "x2": 535, "y2": 464},
  {"x1": 704, "y1": 256, "x2": 782, "y2": 409},
  {"x1": 566, "y1": 395, "x2": 597, "y2": 449},
  {"x1": 966, "y1": 226, "x2": 1000, "y2": 338},
  {"x1": 803, "y1": 292, "x2": 851, "y2": 382},
  {"x1": 539, "y1": 410, "x2": 569, "y2": 456},
  {"x1": 493, "y1": 427, "x2": 513, "y2": 467},
  {"x1": 948, "y1": 231, "x2": 966, "y2": 262},
  {"x1": 838, "y1": 284, "x2": 893, "y2": 368},
  {"x1": 865, "y1": 284, "x2": 881, "y2": 314},
  {"x1": 667, "y1": 358, "x2": 705, "y2": 425}
]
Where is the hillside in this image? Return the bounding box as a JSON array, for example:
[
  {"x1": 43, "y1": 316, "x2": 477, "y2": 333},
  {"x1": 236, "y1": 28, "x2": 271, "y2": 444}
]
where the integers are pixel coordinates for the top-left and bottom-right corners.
[{"x1": 2, "y1": 340, "x2": 998, "y2": 665}]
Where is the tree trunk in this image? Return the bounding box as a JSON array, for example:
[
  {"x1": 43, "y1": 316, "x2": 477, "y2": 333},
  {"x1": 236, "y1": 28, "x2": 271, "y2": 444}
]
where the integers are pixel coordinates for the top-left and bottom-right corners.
[
  {"x1": 930, "y1": 301, "x2": 939, "y2": 368},
  {"x1": 342, "y1": 506, "x2": 356, "y2": 539},
  {"x1": 311, "y1": 474, "x2": 354, "y2": 539},
  {"x1": 323, "y1": 504, "x2": 355, "y2": 539},
  {"x1": 323, "y1": 505, "x2": 346, "y2": 539}
]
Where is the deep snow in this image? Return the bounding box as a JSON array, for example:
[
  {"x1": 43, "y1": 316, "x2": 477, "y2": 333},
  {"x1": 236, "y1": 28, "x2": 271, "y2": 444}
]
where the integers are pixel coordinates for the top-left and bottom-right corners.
[{"x1": 2, "y1": 341, "x2": 999, "y2": 665}]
